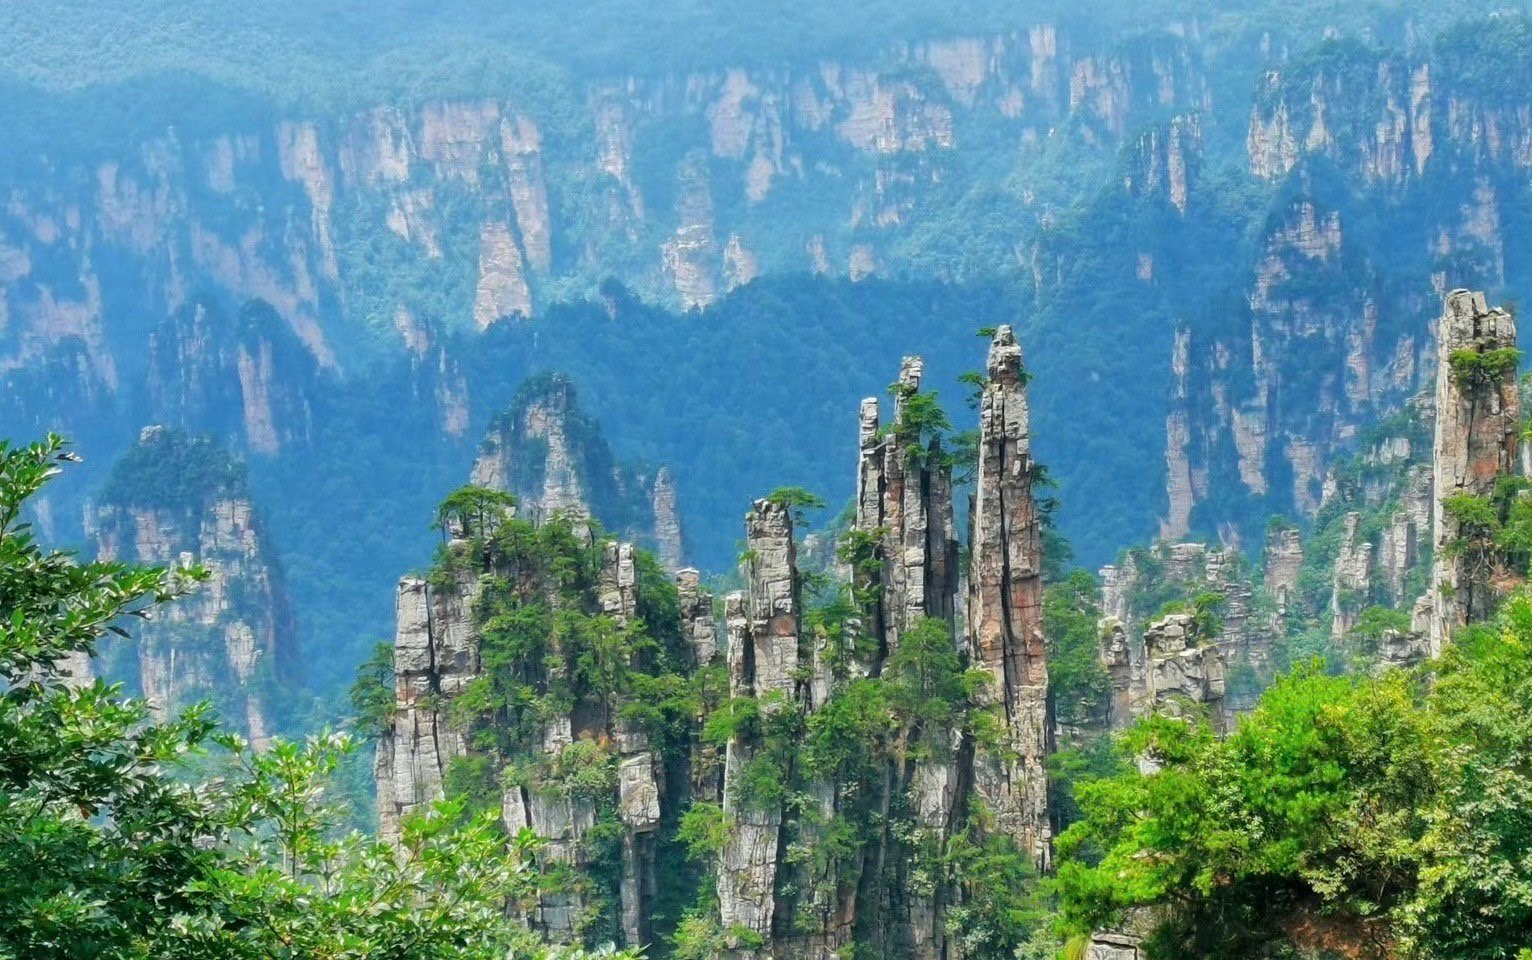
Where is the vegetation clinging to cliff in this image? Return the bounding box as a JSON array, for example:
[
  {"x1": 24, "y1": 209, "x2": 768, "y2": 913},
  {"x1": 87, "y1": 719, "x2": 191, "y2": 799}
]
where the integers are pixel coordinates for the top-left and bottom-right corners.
[{"x1": 1057, "y1": 597, "x2": 1532, "y2": 958}]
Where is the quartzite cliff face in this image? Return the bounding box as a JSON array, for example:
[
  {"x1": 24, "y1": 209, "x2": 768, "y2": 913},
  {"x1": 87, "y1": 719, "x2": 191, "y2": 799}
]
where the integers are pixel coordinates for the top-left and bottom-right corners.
[
  {"x1": 967, "y1": 325, "x2": 1053, "y2": 870},
  {"x1": 471, "y1": 374, "x2": 685, "y2": 565},
  {"x1": 90, "y1": 426, "x2": 295, "y2": 747},
  {"x1": 1429, "y1": 289, "x2": 1521, "y2": 653}
]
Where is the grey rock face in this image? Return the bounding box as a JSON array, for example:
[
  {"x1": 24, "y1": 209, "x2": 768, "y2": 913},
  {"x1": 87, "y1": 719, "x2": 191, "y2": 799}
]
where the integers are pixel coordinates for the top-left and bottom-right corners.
[
  {"x1": 1262, "y1": 526, "x2": 1303, "y2": 618},
  {"x1": 852, "y1": 356, "x2": 964, "y2": 960},
  {"x1": 1331, "y1": 512, "x2": 1374, "y2": 639},
  {"x1": 92, "y1": 431, "x2": 294, "y2": 748},
  {"x1": 1087, "y1": 933, "x2": 1144, "y2": 960},
  {"x1": 967, "y1": 325, "x2": 1053, "y2": 871},
  {"x1": 376, "y1": 518, "x2": 676, "y2": 947},
  {"x1": 716, "y1": 501, "x2": 800, "y2": 952},
  {"x1": 374, "y1": 564, "x2": 481, "y2": 843},
  {"x1": 472, "y1": 374, "x2": 685, "y2": 560},
  {"x1": 1143, "y1": 613, "x2": 1226, "y2": 734},
  {"x1": 1430, "y1": 289, "x2": 1520, "y2": 654}
]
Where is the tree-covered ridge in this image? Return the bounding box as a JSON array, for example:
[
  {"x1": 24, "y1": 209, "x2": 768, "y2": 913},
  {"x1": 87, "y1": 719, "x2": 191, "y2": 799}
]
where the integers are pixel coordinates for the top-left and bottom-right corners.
[
  {"x1": 0, "y1": 435, "x2": 638, "y2": 960},
  {"x1": 0, "y1": 0, "x2": 1510, "y2": 104},
  {"x1": 98, "y1": 426, "x2": 246, "y2": 516}
]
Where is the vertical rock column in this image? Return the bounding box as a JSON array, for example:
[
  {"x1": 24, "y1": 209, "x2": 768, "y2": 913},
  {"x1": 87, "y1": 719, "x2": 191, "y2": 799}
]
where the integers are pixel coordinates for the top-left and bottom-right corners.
[
  {"x1": 600, "y1": 542, "x2": 663, "y2": 949},
  {"x1": 1097, "y1": 618, "x2": 1135, "y2": 731},
  {"x1": 1142, "y1": 613, "x2": 1227, "y2": 733},
  {"x1": 678, "y1": 568, "x2": 724, "y2": 803},
  {"x1": 375, "y1": 546, "x2": 483, "y2": 844},
  {"x1": 1330, "y1": 513, "x2": 1374, "y2": 639},
  {"x1": 853, "y1": 357, "x2": 963, "y2": 959},
  {"x1": 1430, "y1": 289, "x2": 1520, "y2": 654},
  {"x1": 967, "y1": 325, "x2": 1053, "y2": 871},
  {"x1": 717, "y1": 500, "x2": 800, "y2": 952},
  {"x1": 1262, "y1": 526, "x2": 1303, "y2": 625}
]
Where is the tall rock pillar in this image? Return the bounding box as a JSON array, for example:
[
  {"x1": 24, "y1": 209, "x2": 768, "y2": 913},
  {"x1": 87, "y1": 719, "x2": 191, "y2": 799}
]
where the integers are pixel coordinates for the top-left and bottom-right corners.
[
  {"x1": 717, "y1": 500, "x2": 801, "y2": 954},
  {"x1": 967, "y1": 325, "x2": 1053, "y2": 871},
  {"x1": 853, "y1": 357, "x2": 963, "y2": 959},
  {"x1": 1430, "y1": 289, "x2": 1520, "y2": 654}
]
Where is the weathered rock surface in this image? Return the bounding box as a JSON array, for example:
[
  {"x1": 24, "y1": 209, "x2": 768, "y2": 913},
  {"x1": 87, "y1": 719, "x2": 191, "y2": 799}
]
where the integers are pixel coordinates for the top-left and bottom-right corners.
[
  {"x1": 1142, "y1": 613, "x2": 1226, "y2": 734},
  {"x1": 1330, "y1": 512, "x2": 1374, "y2": 639},
  {"x1": 967, "y1": 325, "x2": 1052, "y2": 870},
  {"x1": 1429, "y1": 289, "x2": 1520, "y2": 653},
  {"x1": 852, "y1": 355, "x2": 964, "y2": 959},
  {"x1": 717, "y1": 500, "x2": 800, "y2": 952},
  {"x1": 91, "y1": 426, "x2": 295, "y2": 747},
  {"x1": 472, "y1": 374, "x2": 686, "y2": 564}
]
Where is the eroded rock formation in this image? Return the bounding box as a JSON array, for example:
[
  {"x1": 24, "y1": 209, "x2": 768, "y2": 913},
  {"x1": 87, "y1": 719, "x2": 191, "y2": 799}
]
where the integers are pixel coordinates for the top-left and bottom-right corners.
[
  {"x1": 91, "y1": 426, "x2": 294, "y2": 747},
  {"x1": 1429, "y1": 289, "x2": 1521, "y2": 653},
  {"x1": 967, "y1": 325, "x2": 1053, "y2": 871},
  {"x1": 717, "y1": 500, "x2": 801, "y2": 954},
  {"x1": 472, "y1": 374, "x2": 686, "y2": 565},
  {"x1": 1142, "y1": 613, "x2": 1226, "y2": 734}
]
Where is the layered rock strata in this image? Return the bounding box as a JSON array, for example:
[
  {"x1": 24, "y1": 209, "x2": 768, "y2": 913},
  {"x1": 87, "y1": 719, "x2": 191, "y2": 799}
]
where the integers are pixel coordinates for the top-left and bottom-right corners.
[
  {"x1": 1142, "y1": 613, "x2": 1226, "y2": 734},
  {"x1": 716, "y1": 500, "x2": 803, "y2": 954},
  {"x1": 91, "y1": 426, "x2": 294, "y2": 747},
  {"x1": 967, "y1": 325, "x2": 1053, "y2": 871},
  {"x1": 375, "y1": 507, "x2": 668, "y2": 946},
  {"x1": 852, "y1": 356, "x2": 963, "y2": 959},
  {"x1": 1429, "y1": 289, "x2": 1521, "y2": 654}
]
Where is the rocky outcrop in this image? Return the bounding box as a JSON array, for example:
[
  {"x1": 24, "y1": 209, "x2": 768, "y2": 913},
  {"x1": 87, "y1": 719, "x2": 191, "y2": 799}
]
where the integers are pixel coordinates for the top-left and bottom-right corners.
[
  {"x1": 1429, "y1": 289, "x2": 1520, "y2": 654},
  {"x1": 1378, "y1": 465, "x2": 1432, "y2": 606},
  {"x1": 374, "y1": 565, "x2": 482, "y2": 843},
  {"x1": 717, "y1": 500, "x2": 801, "y2": 953},
  {"x1": 598, "y1": 542, "x2": 664, "y2": 948},
  {"x1": 1142, "y1": 613, "x2": 1226, "y2": 734},
  {"x1": 91, "y1": 426, "x2": 295, "y2": 747},
  {"x1": 472, "y1": 374, "x2": 684, "y2": 560},
  {"x1": 856, "y1": 356, "x2": 961, "y2": 653},
  {"x1": 1330, "y1": 513, "x2": 1374, "y2": 638},
  {"x1": 376, "y1": 499, "x2": 681, "y2": 945},
  {"x1": 852, "y1": 355, "x2": 964, "y2": 959},
  {"x1": 967, "y1": 325, "x2": 1052, "y2": 871},
  {"x1": 1098, "y1": 617, "x2": 1136, "y2": 731},
  {"x1": 1262, "y1": 526, "x2": 1304, "y2": 616},
  {"x1": 1096, "y1": 538, "x2": 1282, "y2": 723},
  {"x1": 652, "y1": 466, "x2": 684, "y2": 569},
  {"x1": 147, "y1": 299, "x2": 319, "y2": 456},
  {"x1": 679, "y1": 568, "x2": 724, "y2": 803}
]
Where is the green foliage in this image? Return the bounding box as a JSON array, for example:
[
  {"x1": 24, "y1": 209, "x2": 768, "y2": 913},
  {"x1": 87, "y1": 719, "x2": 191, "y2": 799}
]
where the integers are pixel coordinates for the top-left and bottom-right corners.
[
  {"x1": 1441, "y1": 477, "x2": 1532, "y2": 589},
  {"x1": 944, "y1": 819, "x2": 1051, "y2": 958},
  {"x1": 1044, "y1": 571, "x2": 1112, "y2": 727},
  {"x1": 1058, "y1": 593, "x2": 1532, "y2": 958},
  {"x1": 97, "y1": 427, "x2": 245, "y2": 517},
  {"x1": 0, "y1": 435, "x2": 626, "y2": 960},
  {"x1": 436, "y1": 484, "x2": 517, "y2": 539},
  {"x1": 676, "y1": 802, "x2": 727, "y2": 861},
  {"x1": 1448, "y1": 347, "x2": 1522, "y2": 388},
  {"x1": 764, "y1": 486, "x2": 827, "y2": 526},
  {"x1": 347, "y1": 640, "x2": 396, "y2": 740}
]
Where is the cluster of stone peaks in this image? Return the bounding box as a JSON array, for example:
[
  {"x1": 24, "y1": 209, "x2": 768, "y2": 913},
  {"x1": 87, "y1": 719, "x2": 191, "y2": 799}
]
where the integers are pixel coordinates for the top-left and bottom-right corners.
[
  {"x1": 372, "y1": 326, "x2": 1054, "y2": 957},
  {"x1": 369, "y1": 290, "x2": 1523, "y2": 960}
]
